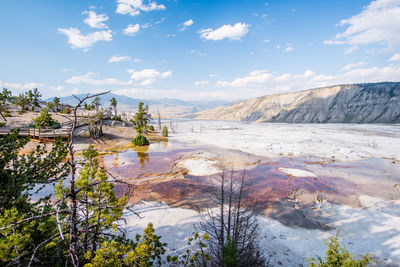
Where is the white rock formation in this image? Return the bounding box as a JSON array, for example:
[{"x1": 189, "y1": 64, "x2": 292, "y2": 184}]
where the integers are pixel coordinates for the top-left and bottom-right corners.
[{"x1": 192, "y1": 82, "x2": 400, "y2": 123}]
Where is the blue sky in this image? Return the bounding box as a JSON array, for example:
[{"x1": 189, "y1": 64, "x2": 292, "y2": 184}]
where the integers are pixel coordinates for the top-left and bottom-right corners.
[{"x1": 0, "y1": 0, "x2": 399, "y2": 101}]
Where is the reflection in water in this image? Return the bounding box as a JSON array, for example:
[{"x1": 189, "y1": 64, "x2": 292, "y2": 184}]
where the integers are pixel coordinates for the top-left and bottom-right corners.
[
  {"x1": 137, "y1": 152, "x2": 149, "y2": 166},
  {"x1": 163, "y1": 140, "x2": 168, "y2": 149},
  {"x1": 113, "y1": 153, "x2": 119, "y2": 167}
]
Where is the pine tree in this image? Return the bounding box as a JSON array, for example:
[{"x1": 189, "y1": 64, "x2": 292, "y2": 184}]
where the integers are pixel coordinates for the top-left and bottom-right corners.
[
  {"x1": 32, "y1": 107, "x2": 60, "y2": 128},
  {"x1": 161, "y1": 125, "x2": 168, "y2": 137},
  {"x1": 92, "y1": 97, "x2": 101, "y2": 114},
  {"x1": 309, "y1": 233, "x2": 371, "y2": 267},
  {"x1": 110, "y1": 97, "x2": 117, "y2": 118},
  {"x1": 131, "y1": 102, "x2": 150, "y2": 134},
  {"x1": 15, "y1": 93, "x2": 29, "y2": 112},
  {"x1": 53, "y1": 97, "x2": 60, "y2": 112},
  {"x1": 0, "y1": 130, "x2": 69, "y2": 265}
]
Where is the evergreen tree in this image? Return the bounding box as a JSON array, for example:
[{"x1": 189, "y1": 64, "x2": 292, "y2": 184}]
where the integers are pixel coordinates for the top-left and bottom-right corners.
[
  {"x1": 92, "y1": 97, "x2": 101, "y2": 114},
  {"x1": 131, "y1": 102, "x2": 150, "y2": 134},
  {"x1": 161, "y1": 125, "x2": 168, "y2": 137},
  {"x1": 15, "y1": 93, "x2": 29, "y2": 112},
  {"x1": 0, "y1": 130, "x2": 69, "y2": 212},
  {"x1": 54, "y1": 144, "x2": 129, "y2": 265},
  {"x1": 26, "y1": 88, "x2": 42, "y2": 109},
  {"x1": 1, "y1": 88, "x2": 12, "y2": 103},
  {"x1": 110, "y1": 97, "x2": 117, "y2": 118},
  {"x1": 131, "y1": 134, "x2": 150, "y2": 146},
  {"x1": 0, "y1": 130, "x2": 69, "y2": 265},
  {"x1": 309, "y1": 233, "x2": 371, "y2": 267},
  {"x1": 53, "y1": 97, "x2": 60, "y2": 112},
  {"x1": 32, "y1": 107, "x2": 60, "y2": 128}
]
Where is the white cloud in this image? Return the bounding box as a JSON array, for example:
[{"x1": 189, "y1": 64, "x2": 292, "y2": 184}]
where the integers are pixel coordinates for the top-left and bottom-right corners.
[
  {"x1": 133, "y1": 58, "x2": 142, "y2": 63},
  {"x1": 108, "y1": 55, "x2": 131, "y2": 63},
  {"x1": 341, "y1": 62, "x2": 367, "y2": 71},
  {"x1": 155, "y1": 17, "x2": 165, "y2": 24},
  {"x1": 21, "y1": 82, "x2": 45, "y2": 90},
  {"x1": 215, "y1": 65, "x2": 400, "y2": 97},
  {"x1": 0, "y1": 81, "x2": 71, "y2": 98},
  {"x1": 323, "y1": 40, "x2": 345, "y2": 45},
  {"x1": 325, "y1": 0, "x2": 400, "y2": 49},
  {"x1": 58, "y1": 27, "x2": 112, "y2": 51},
  {"x1": 83, "y1": 11, "x2": 109, "y2": 29},
  {"x1": 194, "y1": 80, "x2": 208, "y2": 85},
  {"x1": 199, "y1": 22, "x2": 249, "y2": 41},
  {"x1": 209, "y1": 73, "x2": 218, "y2": 77},
  {"x1": 345, "y1": 46, "x2": 358, "y2": 54},
  {"x1": 0, "y1": 80, "x2": 29, "y2": 90},
  {"x1": 52, "y1": 86, "x2": 64, "y2": 92},
  {"x1": 216, "y1": 70, "x2": 273, "y2": 88},
  {"x1": 123, "y1": 24, "x2": 140, "y2": 36},
  {"x1": 284, "y1": 46, "x2": 293, "y2": 52},
  {"x1": 182, "y1": 19, "x2": 194, "y2": 27},
  {"x1": 127, "y1": 68, "x2": 172, "y2": 85},
  {"x1": 65, "y1": 72, "x2": 131, "y2": 85},
  {"x1": 142, "y1": 22, "x2": 151, "y2": 29},
  {"x1": 180, "y1": 19, "x2": 194, "y2": 31},
  {"x1": 190, "y1": 50, "x2": 207, "y2": 57},
  {"x1": 389, "y1": 53, "x2": 400, "y2": 62},
  {"x1": 60, "y1": 68, "x2": 74, "y2": 72},
  {"x1": 114, "y1": 87, "x2": 234, "y2": 101},
  {"x1": 262, "y1": 39, "x2": 270, "y2": 43},
  {"x1": 114, "y1": 64, "x2": 400, "y2": 101},
  {"x1": 116, "y1": 0, "x2": 165, "y2": 16}
]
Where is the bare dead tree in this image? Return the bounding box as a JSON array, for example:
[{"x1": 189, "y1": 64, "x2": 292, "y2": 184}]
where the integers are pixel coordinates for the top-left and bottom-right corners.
[
  {"x1": 157, "y1": 108, "x2": 161, "y2": 132},
  {"x1": 68, "y1": 91, "x2": 110, "y2": 266},
  {"x1": 200, "y1": 170, "x2": 266, "y2": 267},
  {"x1": 169, "y1": 121, "x2": 177, "y2": 134}
]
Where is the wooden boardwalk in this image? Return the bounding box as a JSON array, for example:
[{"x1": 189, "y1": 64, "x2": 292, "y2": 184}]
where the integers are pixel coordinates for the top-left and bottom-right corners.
[
  {"x1": 0, "y1": 127, "x2": 72, "y2": 143},
  {"x1": 0, "y1": 118, "x2": 91, "y2": 143}
]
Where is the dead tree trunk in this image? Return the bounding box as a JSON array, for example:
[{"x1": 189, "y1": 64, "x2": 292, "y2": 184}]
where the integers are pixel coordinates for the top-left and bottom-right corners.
[{"x1": 200, "y1": 170, "x2": 266, "y2": 267}]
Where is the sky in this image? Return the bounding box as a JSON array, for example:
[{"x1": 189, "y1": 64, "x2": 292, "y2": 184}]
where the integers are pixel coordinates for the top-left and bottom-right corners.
[{"x1": 0, "y1": 0, "x2": 399, "y2": 101}]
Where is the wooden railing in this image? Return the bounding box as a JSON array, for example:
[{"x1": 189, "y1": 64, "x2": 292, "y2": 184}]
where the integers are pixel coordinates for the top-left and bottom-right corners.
[
  {"x1": 0, "y1": 127, "x2": 71, "y2": 143},
  {"x1": 0, "y1": 116, "x2": 111, "y2": 143}
]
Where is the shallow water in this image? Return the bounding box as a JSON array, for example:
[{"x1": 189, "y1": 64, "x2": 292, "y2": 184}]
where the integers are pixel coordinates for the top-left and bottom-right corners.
[
  {"x1": 102, "y1": 137, "x2": 400, "y2": 209},
  {"x1": 32, "y1": 130, "x2": 400, "y2": 210}
]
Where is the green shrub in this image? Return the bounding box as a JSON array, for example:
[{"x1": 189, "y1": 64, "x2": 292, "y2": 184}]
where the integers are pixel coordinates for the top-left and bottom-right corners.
[
  {"x1": 161, "y1": 125, "x2": 168, "y2": 137},
  {"x1": 132, "y1": 134, "x2": 150, "y2": 146},
  {"x1": 309, "y1": 233, "x2": 371, "y2": 267},
  {"x1": 60, "y1": 108, "x2": 71, "y2": 114},
  {"x1": 3, "y1": 110, "x2": 10, "y2": 117},
  {"x1": 112, "y1": 115, "x2": 122, "y2": 122},
  {"x1": 149, "y1": 125, "x2": 154, "y2": 131},
  {"x1": 0, "y1": 122, "x2": 4, "y2": 127},
  {"x1": 18, "y1": 110, "x2": 24, "y2": 115},
  {"x1": 32, "y1": 108, "x2": 60, "y2": 129},
  {"x1": 223, "y1": 236, "x2": 238, "y2": 267}
]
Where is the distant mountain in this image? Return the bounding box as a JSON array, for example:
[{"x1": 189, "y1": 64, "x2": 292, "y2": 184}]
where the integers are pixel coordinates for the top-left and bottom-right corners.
[
  {"x1": 47, "y1": 93, "x2": 230, "y2": 117},
  {"x1": 190, "y1": 82, "x2": 400, "y2": 123}
]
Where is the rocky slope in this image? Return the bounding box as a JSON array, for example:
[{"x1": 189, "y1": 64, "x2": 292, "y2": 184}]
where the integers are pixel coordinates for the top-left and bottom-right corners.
[{"x1": 191, "y1": 82, "x2": 400, "y2": 123}]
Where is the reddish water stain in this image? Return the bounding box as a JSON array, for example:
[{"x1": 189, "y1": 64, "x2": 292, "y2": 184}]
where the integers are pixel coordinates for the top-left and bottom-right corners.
[
  {"x1": 181, "y1": 162, "x2": 357, "y2": 208},
  {"x1": 102, "y1": 145, "x2": 392, "y2": 209},
  {"x1": 151, "y1": 180, "x2": 212, "y2": 207},
  {"x1": 102, "y1": 148, "x2": 195, "y2": 178}
]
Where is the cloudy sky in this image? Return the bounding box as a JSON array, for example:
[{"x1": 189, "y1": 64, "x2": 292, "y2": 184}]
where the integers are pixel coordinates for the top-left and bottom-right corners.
[{"x1": 1, "y1": 0, "x2": 399, "y2": 101}]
